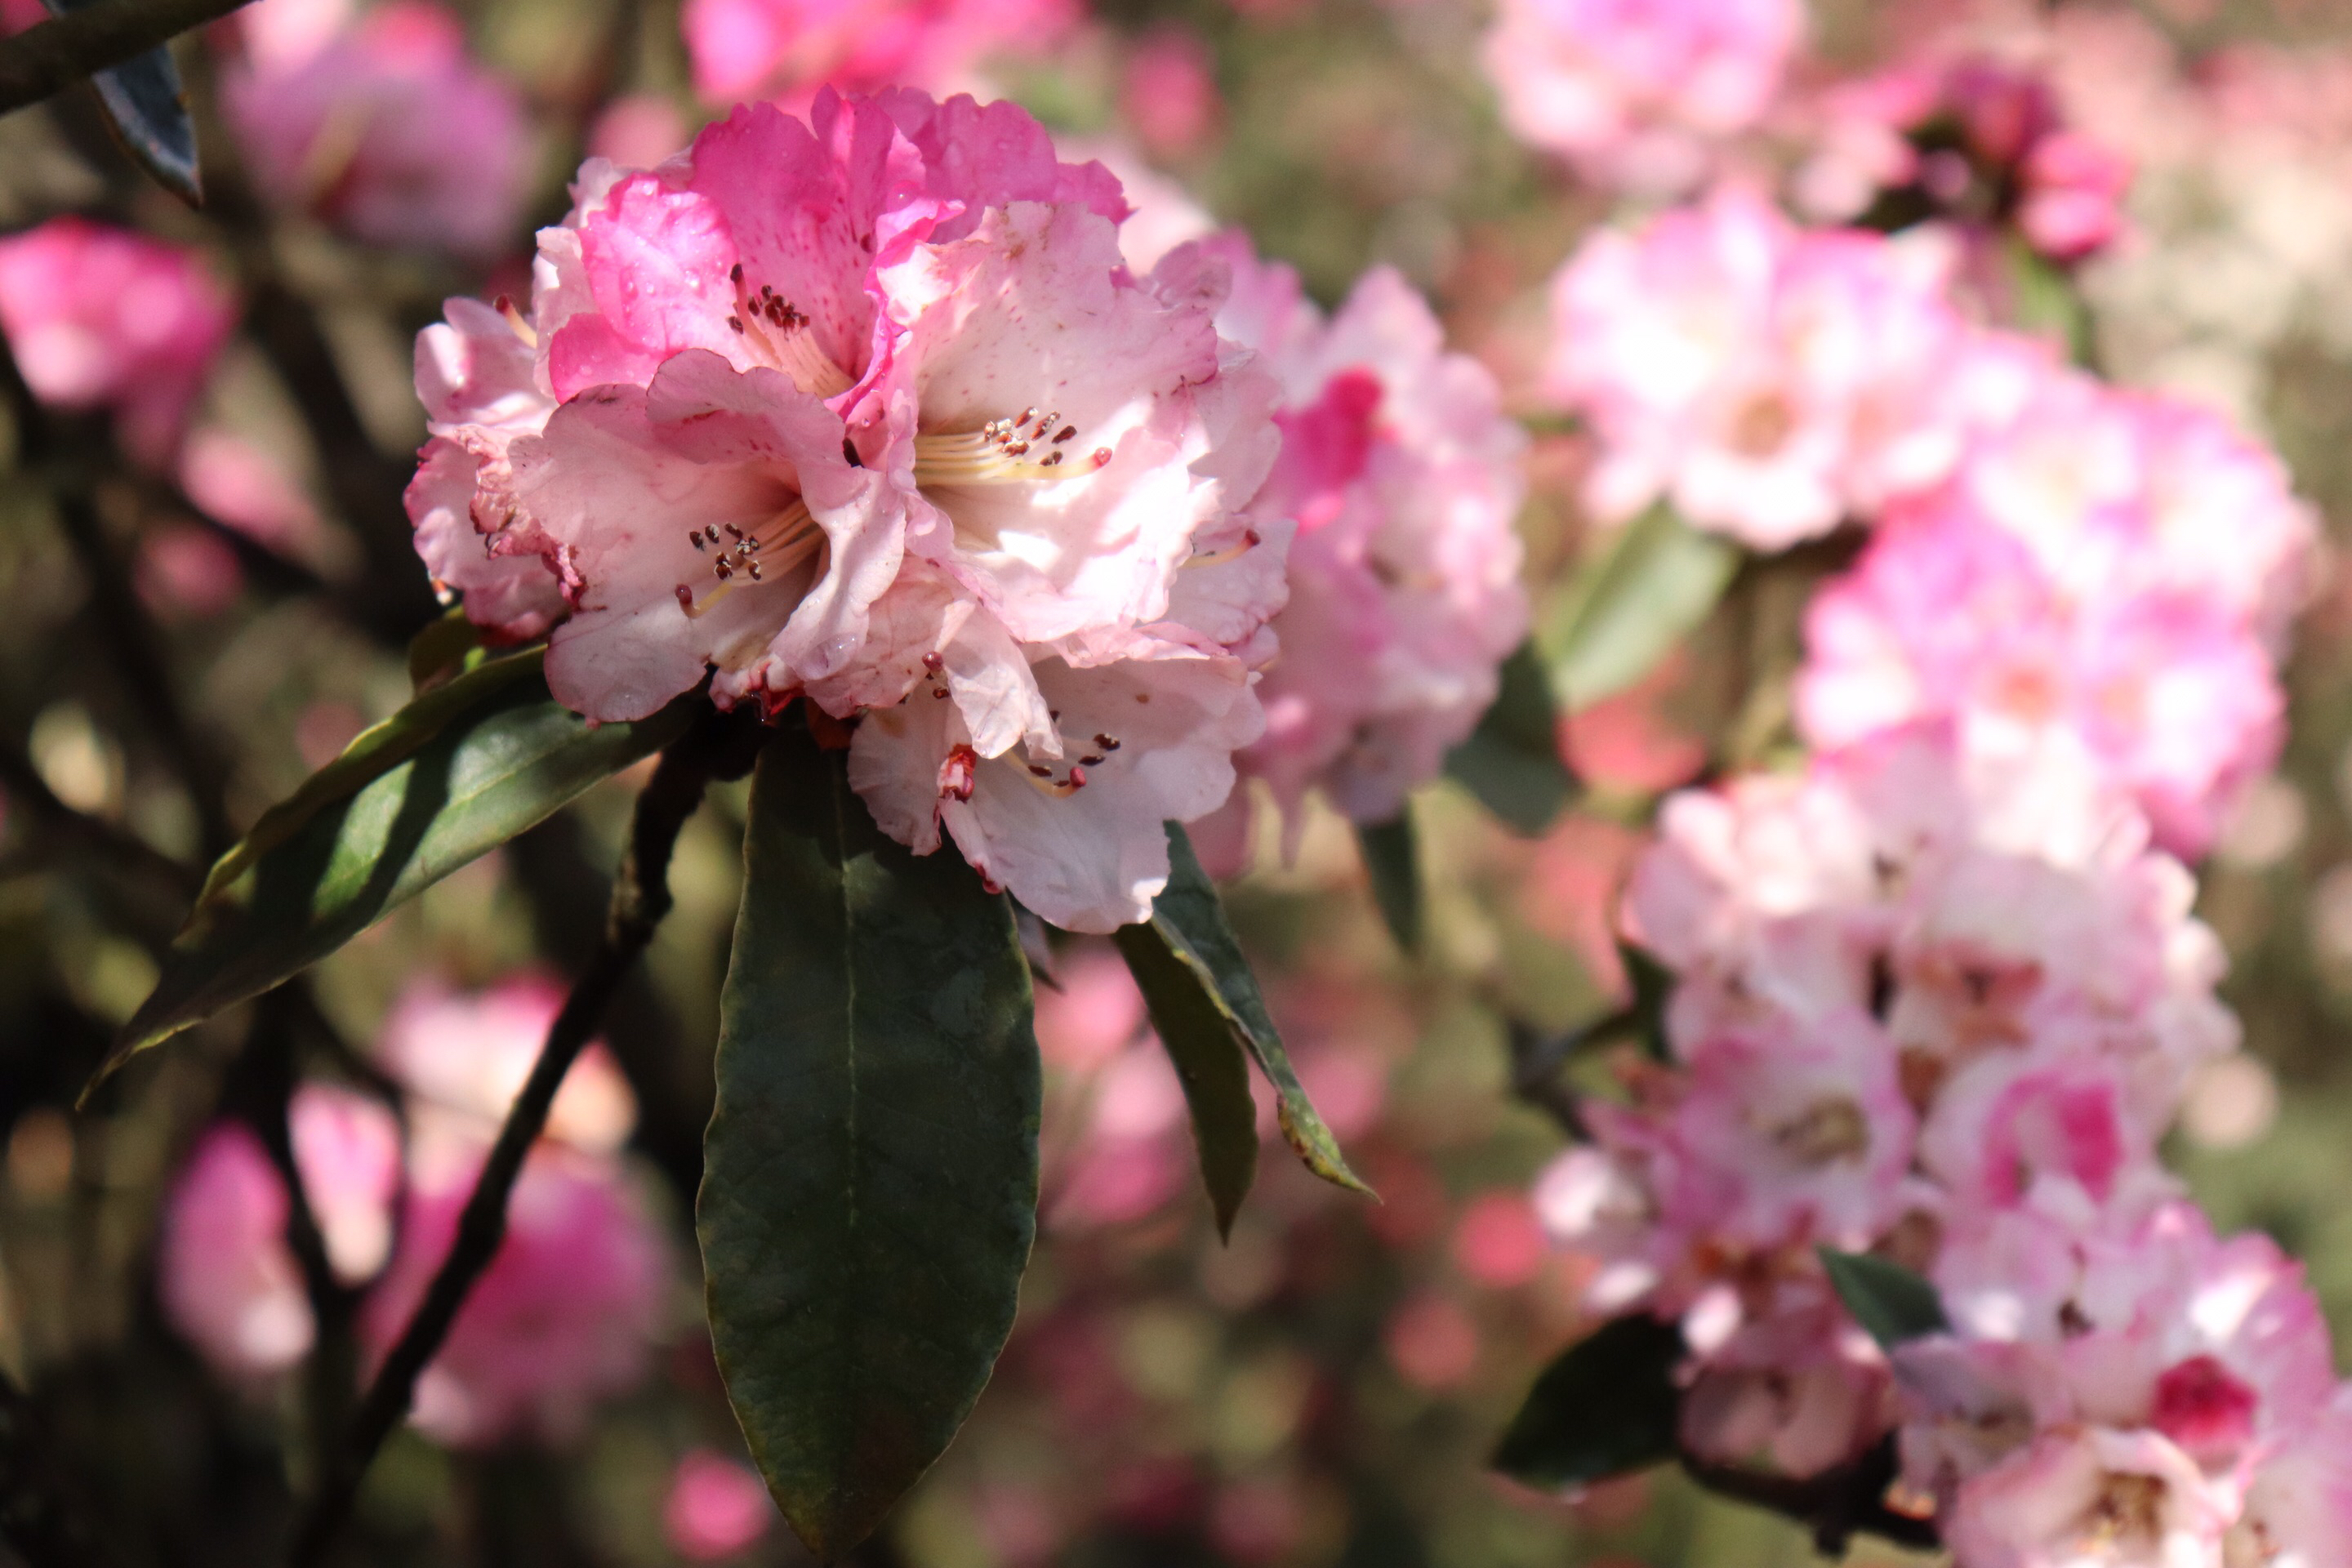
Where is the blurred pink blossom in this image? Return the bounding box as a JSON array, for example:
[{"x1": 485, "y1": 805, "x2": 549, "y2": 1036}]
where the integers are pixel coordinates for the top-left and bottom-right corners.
[
  {"x1": 176, "y1": 430, "x2": 328, "y2": 563},
  {"x1": 363, "y1": 1143, "x2": 670, "y2": 1446},
  {"x1": 159, "y1": 1085, "x2": 403, "y2": 1383},
  {"x1": 586, "y1": 93, "x2": 691, "y2": 170},
  {"x1": 1033, "y1": 948, "x2": 1147, "y2": 1072},
  {"x1": 376, "y1": 975, "x2": 638, "y2": 1160},
  {"x1": 0, "y1": 217, "x2": 234, "y2": 465},
  {"x1": 1797, "y1": 446, "x2": 2298, "y2": 858},
  {"x1": 158, "y1": 1122, "x2": 317, "y2": 1380},
  {"x1": 679, "y1": 0, "x2": 1074, "y2": 107},
  {"x1": 1191, "y1": 234, "x2": 1526, "y2": 840},
  {"x1": 1385, "y1": 1293, "x2": 1479, "y2": 1390},
  {"x1": 1482, "y1": 0, "x2": 1802, "y2": 194},
  {"x1": 663, "y1": 1449, "x2": 774, "y2": 1561},
  {"x1": 1120, "y1": 29, "x2": 1222, "y2": 162},
  {"x1": 136, "y1": 525, "x2": 243, "y2": 620},
  {"x1": 1795, "y1": 56, "x2": 2132, "y2": 264},
  {"x1": 219, "y1": 0, "x2": 531, "y2": 257},
  {"x1": 1545, "y1": 188, "x2": 1976, "y2": 549}
]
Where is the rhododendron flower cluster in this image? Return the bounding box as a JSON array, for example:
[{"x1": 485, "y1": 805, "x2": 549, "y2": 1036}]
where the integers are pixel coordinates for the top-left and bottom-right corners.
[
  {"x1": 679, "y1": 0, "x2": 1074, "y2": 109},
  {"x1": 410, "y1": 90, "x2": 1285, "y2": 932},
  {"x1": 1547, "y1": 185, "x2": 2314, "y2": 849},
  {"x1": 0, "y1": 217, "x2": 234, "y2": 465},
  {"x1": 218, "y1": 0, "x2": 532, "y2": 258},
  {"x1": 1481, "y1": 0, "x2": 1802, "y2": 194},
  {"x1": 1797, "y1": 55, "x2": 2134, "y2": 263},
  {"x1": 1186, "y1": 234, "x2": 1526, "y2": 849},
  {"x1": 1903, "y1": 1203, "x2": 2352, "y2": 1566},
  {"x1": 1541, "y1": 726, "x2": 2235, "y2": 1477},
  {"x1": 1544, "y1": 188, "x2": 1976, "y2": 551},
  {"x1": 157, "y1": 979, "x2": 668, "y2": 1445},
  {"x1": 1797, "y1": 366, "x2": 2314, "y2": 858}
]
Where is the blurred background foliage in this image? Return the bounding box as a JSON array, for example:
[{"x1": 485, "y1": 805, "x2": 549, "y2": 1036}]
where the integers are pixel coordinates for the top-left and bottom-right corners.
[{"x1": 4, "y1": 0, "x2": 2352, "y2": 1563}]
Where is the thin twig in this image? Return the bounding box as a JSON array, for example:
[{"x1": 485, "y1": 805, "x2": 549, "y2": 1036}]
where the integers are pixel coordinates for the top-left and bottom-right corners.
[
  {"x1": 1682, "y1": 1437, "x2": 1940, "y2": 1558},
  {"x1": 286, "y1": 705, "x2": 765, "y2": 1567},
  {"x1": 0, "y1": 0, "x2": 256, "y2": 115}
]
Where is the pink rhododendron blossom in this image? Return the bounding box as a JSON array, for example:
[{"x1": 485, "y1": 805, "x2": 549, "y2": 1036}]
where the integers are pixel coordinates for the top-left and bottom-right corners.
[
  {"x1": 159, "y1": 1085, "x2": 403, "y2": 1382},
  {"x1": 1621, "y1": 726, "x2": 2234, "y2": 1111},
  {"x1": 679, "y1": 0, "x2": 1074, "y2": 108},
  {"x1": 1121, "y1": 29, "x2": 1222, "y2": 162},
  {"x1": 1187, "y1": 234, "x2": 1526, "y2": 837},
  {"x1": 1794, "y1": 56, "x2": 2133, "y2": 264},
  {"x1": 1538, "y1": 727, "x2": 2251, "y2": 1486},
  {"x1": 219, "y1": 0, "x2": 529, "y2": 257},
  {"x1": 1481, "y1": 0, "x2": 1802, "y2": 194},
  {"x1": 376, "y1": 975, "x2": 638, "y2": 1157},
  {"x1": 665, "y1": 1450, "x2": 774, "y2": 1561},
  {"x1": 158, "y1": 1122, "x2": 318, "y2": 1379},
  {"x1": 1897, "y1": 1203, "x2": 2343, "y2": 1560},
  {"x1": 0, "y1": 218, "x2": 234, "y2": 465},
  {"x1": 363, "y1": 1144, "x2": 670, "y2": 1446},
  {"x1": 1544, "y1": 189, "x2": 1976, "y2": 550},
  {"x1": 414, "y1": 91, "x2": 1285, "y2": 931},
  {"x1": 1797, "y1": 457, "x2": 2296, "y2": 858}
]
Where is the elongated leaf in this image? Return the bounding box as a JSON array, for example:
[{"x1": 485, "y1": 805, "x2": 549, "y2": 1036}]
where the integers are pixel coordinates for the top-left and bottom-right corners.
[
  {"x1": 1355, "y1": 813, "x2": 1421, "y2": 952},
  {"x1": 1443, "y1": 640, "x2": 1575, "y2": 835},
  {"x1": 1542, "y1": 506, "x2": 1739, "y2": 710},
  {"x1": 1113, "y1": 921, "x2": 1258, "y2": 1237},
  {"x1": 406, "y1": 608, "x2": 492, "y2": 694},
  {"x1": 1819, "y1": 1250, "x2": 1949, "y2": 1352},
  {"x1": 1619, "y1": 939, "x2": 1675, "y2": 1062},
  {"x1": 1146, "y1": 823, "x2": 1370, "y2": 1196},
  {"x1": 42, "y1": 0, "x2": 199, "y2": 203},
  {"x1": 1493, "y1": 1315, "x2": 1684, "y2": 1489},
  {"x1": 105, "y1": 663, "x2": 693, "y2": 1078},
  {"x1": 701, "y1": 728, "x2": 1040, "y2": 1560}
]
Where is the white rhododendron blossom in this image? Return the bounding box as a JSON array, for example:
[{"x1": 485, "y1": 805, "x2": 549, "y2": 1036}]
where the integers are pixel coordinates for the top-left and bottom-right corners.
[{"x1": 408, "y1": 90, "x2": 1287, "y2": 930}]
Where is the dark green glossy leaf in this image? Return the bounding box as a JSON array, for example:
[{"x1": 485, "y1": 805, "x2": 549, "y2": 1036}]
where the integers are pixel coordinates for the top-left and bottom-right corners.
[
  {"x1": 1113, "y1": 920, "x2": 1258, "y2": 1237},
  {"x1": 1819, "y1": 1249, "x2": 1949, "y2": 1352},
  {"x1": 1542, "y1": 506, "x2": 1739, "y2": 710},
  {"x1": 1493, "y1": 1315, "x2": 1685, "y2": 1490},
  {"x1": 701, "y1": 729, "x2": 1039, "y2": 1561},
  {"x1": 1443, "y1": 640, "x2": 1575, "y2": 835},
  {"x1": 43, "y1": 0, "x2": 198, "y2": 203},
  {"x1": 1356, "y1": 812, "x2": 1421, "y2": 953},
  {"x1": 1147, "y1": 823, "x2": 1371, "y2": 1196},
  {"x1": 103, "y1": 658, "x2": 691, "y2": 1080}
]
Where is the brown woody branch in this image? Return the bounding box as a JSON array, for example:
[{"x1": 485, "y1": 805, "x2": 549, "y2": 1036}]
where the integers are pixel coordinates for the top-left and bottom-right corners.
[{"x1": 286, "y1": 703, "x2": 768, "y2": 1567}]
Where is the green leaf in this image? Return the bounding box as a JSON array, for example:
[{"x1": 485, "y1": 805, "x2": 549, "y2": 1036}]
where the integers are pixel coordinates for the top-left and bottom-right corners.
[
  {"x1": 1618, "y1": 939, "x2": 1675, "y2": 1062},
  {"x1": 1144, "y1": 822, "x2": 1372, "y2": 1196},
  {"x1": 405, "y1": 608, "x2": 492, "y2": 694},
  {"x1": 1493, "y1": 1315, "x2": 1685, "y2": 1490},
  {"x1": 1818, "y1": 1250, "x2": 1949, "y2": 1352},
  {"x1": 102, "y1": 658, "x2": 692, "y2": 1080},
  {"x1": 43, "y1": 0, "x2": 200, "y2": 203},
  {"x1": 1355, "y1": 812, "x2": 1421, "y2": 953},
  {"x1": 1443, "y1": 640, "x2": 1575, "y2": 835},
  {"x1": 701, "y1": 727, "x2": 1040, "y2": 1561},
  {"x1": 1541, "y1": 506, "x2": 1739, "y2": 711},
  {"x1": 2006, "y1": 233, "x2": 2096, "y2": 371},
  {"x1": 1113, "y1": 920, "x2": 1258, "y2": 1238}
]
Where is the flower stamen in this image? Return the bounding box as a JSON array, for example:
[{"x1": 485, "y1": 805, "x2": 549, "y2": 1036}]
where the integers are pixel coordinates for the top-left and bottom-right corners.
[
  {"x1": 676, "y1": 499, "x2": 820, "y2": 618},
  {"x1": 913, "y1": 408, "x2": 1116, "y2": 485}
]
